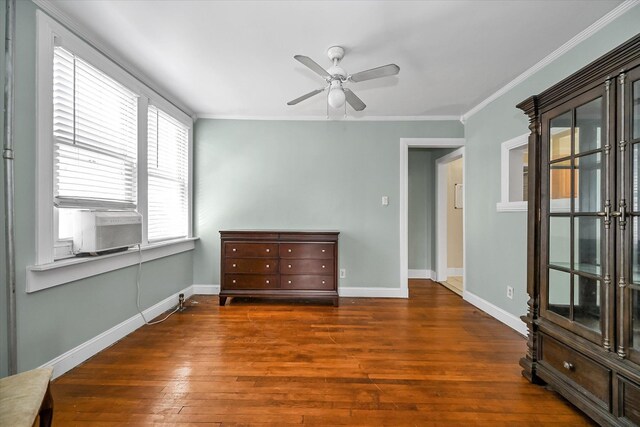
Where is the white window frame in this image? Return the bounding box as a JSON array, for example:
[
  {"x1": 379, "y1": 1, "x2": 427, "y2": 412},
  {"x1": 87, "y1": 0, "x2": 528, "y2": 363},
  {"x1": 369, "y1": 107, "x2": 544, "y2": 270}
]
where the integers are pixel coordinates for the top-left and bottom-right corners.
[
  {"x1": 496, "y1": 133, "x2": 529, "y2": 212},
  {"x1": 30, "y1": 12, "x2": 195, "y2": 293}
]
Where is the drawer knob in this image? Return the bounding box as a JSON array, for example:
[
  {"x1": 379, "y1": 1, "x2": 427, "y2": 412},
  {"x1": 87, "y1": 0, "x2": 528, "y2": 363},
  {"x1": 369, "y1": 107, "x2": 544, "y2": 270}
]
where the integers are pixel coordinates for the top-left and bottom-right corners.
[
  {"x1": 288, "y1": 264, "x2": 292, "y2": 268},
  {"x1": 232, "y1": 264, "x2": 236, "y2": 267},
  {"x1": 322, "y1": 280, "x2": 326, "y2": 284},
  {"x1": 288, "y1": 249, "x2": 292, "y2": 253},
  {"x1": 288, "y1": 280, "x2": 292, "y2": 284},
  {"x1": 266, "y1": 280, "x2": 270, "y2": 284},
  {"x1": 232, "y1": 280, "x2": 236, "y2": 284},
  {"x1": 563, "y1": 361, "x2": 574, "y2": 371},
  {"x1": 266, "y1": 249, "x2": 270, "y2": 252},
  {"x1": 232, "y1": 248, "x2": 236, "y2": 252},
  {"x1": 266, "y1": 264, "x2": 270, "y2": 268},
  {"x1": 322, "y1": 265, "x2": 326, "y2": 268},
  {"x1": 322, "y1": 249, "x2": 326, "y2": 253}
]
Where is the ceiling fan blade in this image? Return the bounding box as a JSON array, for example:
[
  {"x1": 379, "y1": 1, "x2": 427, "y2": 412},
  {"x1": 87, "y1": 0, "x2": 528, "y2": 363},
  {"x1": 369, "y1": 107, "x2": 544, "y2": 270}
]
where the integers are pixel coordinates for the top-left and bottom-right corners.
[
  {"x1": 294, "y1": 55, "x2": 330, "y2": 79},
  {"x1": 344, "y1": 88, "x2": 366, "y2": 111},
  {"x1": 350, "y1": 64, "x2": 400, "y2": 83},
  {"x1": 287, "y1": 88, "x2": 325, "y2": 106}
]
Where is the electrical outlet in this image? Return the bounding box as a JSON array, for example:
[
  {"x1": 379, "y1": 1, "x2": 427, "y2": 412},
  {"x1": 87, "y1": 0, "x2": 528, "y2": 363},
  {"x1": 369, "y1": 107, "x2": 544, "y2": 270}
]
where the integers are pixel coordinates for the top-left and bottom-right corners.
[
  {"x1": 507, "y1": 286, "x2": 514, "y2": 300},
  {"x1": 381, "y1": 196, "x2": 389, "y2": 206},
  {"x1": 339, "y1": 268, "x2": 346, "y2": 279}
]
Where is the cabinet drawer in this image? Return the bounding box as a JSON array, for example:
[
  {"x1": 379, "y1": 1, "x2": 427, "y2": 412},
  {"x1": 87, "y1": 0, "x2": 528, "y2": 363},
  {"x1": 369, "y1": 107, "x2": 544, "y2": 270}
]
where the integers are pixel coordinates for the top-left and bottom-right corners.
[
  {"x1": 281, "y1": 275, "x2": 334, "y2": 290},
  {"x1": 224, "y1": 274, "x2": 278, "y2": 289},
  {"x1": 280, "y1": 259, "x2": 334, "y2": 274},
  {"x1": 224, "y1": 258, "x2": 277, "y2": 274},
  {"x1": 280, "y1": 243, "x2": 334, "y2": 259},
  {"x1": 224, "y1": 242, "x2": 277, "y2": 258},
  {"x1": 540, "y1": 335, "x2": 611, "y2": 407},
  {"x1": 618, "y1": 376, "x2": 640, "y2": 425}
]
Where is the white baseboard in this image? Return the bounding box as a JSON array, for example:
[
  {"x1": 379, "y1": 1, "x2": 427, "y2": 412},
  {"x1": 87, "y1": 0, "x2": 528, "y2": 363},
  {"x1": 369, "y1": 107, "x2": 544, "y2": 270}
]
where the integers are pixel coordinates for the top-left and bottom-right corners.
[
  {"x1": 447, "y1": 268, "x2": 464, "y2": 277},
  {"x1": 339, "y1": 286, "x2": 407, "y2": 298},
  {"x1": 39, "y1": 284, "x2": 218, "y2": 379},
  {"x1": 463, "y1": 290, "x2": 527, "y2": 336},
  {"x1": 408, "y1": 269, "x2": 436, "y2": 280}
]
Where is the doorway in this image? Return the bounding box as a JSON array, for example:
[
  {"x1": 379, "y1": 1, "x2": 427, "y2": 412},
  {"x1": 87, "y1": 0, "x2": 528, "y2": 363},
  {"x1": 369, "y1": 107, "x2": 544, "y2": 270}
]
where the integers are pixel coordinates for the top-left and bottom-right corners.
[
  {"x1": 436, "y1": 148, "x2": 465, "y2": 295},
  {"x1": 400, "y1": 138, "x2": 465, "y2": 298}
]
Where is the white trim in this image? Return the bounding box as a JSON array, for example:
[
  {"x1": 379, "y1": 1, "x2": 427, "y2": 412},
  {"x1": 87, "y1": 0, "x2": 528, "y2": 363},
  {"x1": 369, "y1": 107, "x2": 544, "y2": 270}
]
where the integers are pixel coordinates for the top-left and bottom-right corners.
[
  {"x1": 32, "y1": 0, "x2": 194, "y2": 118},
  {"x1": 447, "y1": 268, "x2": 464, "y2": 277},
  {"x1": 39, "y1": 283, "x2": 219, "y2": 379},
  {"x1": 461, "y1": 0, "x2": 640, "y2": 122},
  {"x1": 27, "y1": 238, "x2": 198, "y2": 293},
  {"x1": 35, "y1": 13, "x2": 55, "y2": 265},
  {"x1": 435, "y1": 148, "x2": 465, "y2": 283},
  {"x1": 339, "y1": 287, "x2": 406, "y2": 298},
  {"x1": 497, "y1": 201, "x2": 529, "y2": 212},
  {"x1": 400, "y1": 138, "x2": 465, "y2": 300},
  {"x1": 400, "y1": 138, "x2": 465, "y2": 147},
  {"x1": 408, "y1": 269, "x2": 436, "y2": 280},
  {"x1": 196, "y1": 114, "x2": 461, "y2": 122},
  {"x1": 497, "y1": 133, "x2": 529, "y2": 212},
  {"x1": 463, "y1": 290, "x2": 528, "y2": 336}
]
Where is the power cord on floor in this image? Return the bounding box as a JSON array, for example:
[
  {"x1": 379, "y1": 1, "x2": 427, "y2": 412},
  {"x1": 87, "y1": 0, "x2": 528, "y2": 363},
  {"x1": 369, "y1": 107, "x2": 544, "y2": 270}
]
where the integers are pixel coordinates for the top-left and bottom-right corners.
[{"x1": 135, "y1": 244, "x2": 179, "y2": 325}]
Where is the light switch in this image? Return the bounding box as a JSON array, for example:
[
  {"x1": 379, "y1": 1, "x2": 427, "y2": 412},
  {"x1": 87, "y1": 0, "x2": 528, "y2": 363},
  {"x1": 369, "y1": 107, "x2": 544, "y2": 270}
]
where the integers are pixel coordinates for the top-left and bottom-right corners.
[{"x1": 381, "y1": 196, "x2": 389, "y2": 206}]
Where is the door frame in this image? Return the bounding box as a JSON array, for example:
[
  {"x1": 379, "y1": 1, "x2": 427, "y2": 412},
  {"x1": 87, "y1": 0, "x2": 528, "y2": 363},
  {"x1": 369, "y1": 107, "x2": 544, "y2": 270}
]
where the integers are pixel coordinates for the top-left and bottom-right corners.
[
  {"x1": 435, "y1": 147, "x2": 465, "y2": 285},
  {"x1": 399, "y1": 138, "x2": 465, "y2": 297}
]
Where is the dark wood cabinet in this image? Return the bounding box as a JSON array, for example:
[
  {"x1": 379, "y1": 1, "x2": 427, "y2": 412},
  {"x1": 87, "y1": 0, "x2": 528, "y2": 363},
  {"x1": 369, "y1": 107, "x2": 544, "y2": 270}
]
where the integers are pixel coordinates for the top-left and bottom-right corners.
[
  {"x1": 519, "y1": 33, "x2": 640, "y2": 426},
  {"x1": 219, "y1": 230, "x2": 339, "y2": 306}
]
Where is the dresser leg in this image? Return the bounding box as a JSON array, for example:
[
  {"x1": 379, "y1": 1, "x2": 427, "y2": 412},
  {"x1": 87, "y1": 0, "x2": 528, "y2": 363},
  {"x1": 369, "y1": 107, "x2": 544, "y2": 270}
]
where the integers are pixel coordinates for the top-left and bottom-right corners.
[
  {"x1": 333, "y1": 298, "x2": 339, "y2": 307},
  {"x1": 219, "y1": 296, "x2": 227, "y2": 306}
]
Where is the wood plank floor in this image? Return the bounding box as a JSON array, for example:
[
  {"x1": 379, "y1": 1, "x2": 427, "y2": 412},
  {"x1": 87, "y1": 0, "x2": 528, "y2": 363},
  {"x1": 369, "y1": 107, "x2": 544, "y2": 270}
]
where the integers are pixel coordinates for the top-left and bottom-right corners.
[{"x1": 51, "y1": 280, "x2": 594, "y2": 426}]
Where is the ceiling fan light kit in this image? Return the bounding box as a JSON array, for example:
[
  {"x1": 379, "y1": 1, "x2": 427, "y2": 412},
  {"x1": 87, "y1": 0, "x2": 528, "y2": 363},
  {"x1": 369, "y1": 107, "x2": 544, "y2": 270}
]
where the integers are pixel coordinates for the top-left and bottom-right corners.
[{"x1": 288, "y1": 45, "x2": 399, "y2": 115}]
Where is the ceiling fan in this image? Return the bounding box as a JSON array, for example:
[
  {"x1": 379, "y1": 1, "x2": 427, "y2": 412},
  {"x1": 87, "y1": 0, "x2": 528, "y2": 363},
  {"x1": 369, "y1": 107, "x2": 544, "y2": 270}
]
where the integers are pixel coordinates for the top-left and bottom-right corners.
[{"x1": 287, "y1": 46, "x2": 400, "y2": 112}]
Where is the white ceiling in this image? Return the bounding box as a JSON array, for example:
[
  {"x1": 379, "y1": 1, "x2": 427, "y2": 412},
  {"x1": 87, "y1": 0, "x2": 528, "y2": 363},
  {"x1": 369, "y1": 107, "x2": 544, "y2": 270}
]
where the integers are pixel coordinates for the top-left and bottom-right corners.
[{"x1": 47, "y1": 0, "x2": 624, "y2": 119}]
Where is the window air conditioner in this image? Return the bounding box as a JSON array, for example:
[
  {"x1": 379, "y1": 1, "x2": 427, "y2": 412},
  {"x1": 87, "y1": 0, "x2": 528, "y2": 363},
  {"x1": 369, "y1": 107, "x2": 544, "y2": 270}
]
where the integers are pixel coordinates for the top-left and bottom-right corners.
[{"x1": 73, "y1": 210, "x2": 142, "y2": 255}]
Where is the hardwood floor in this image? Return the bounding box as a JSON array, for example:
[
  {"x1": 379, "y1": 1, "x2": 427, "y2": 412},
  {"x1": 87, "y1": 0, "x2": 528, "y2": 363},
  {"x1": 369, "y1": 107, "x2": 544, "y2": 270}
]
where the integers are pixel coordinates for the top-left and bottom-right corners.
[{"x1": 51, "y1": 280, "x2": 594, "y2": 426}]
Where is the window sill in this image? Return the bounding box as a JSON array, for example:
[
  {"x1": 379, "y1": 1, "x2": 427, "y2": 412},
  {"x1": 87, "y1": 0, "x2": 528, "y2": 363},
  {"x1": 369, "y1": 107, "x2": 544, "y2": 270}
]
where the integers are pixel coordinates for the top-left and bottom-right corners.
[
  {"x1": 496, "y1": 201, "x2": 528, "y2": 212},
  {"x1": 26, "y1": 237, "x2": 198, "y2": 293}
]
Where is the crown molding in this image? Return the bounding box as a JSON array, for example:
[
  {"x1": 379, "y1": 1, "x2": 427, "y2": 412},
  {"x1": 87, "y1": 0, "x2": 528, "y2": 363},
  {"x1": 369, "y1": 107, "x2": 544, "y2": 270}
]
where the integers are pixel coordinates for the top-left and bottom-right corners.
[
  {"x1": 460, "y1": 0, "x2": 639, "y2": 123},
  {"x1": 31, "y1": 0, "x2": 195, "y2": 119},
  {"x1": 195, "y1": 114, "x2": 462, "y2": 122}
]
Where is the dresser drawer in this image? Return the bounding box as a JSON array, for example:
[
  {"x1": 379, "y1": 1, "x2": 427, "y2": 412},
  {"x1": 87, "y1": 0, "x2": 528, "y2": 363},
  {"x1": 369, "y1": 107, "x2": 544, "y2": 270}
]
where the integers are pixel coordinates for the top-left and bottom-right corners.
[
  {"x1": 280, "y1": 259, "x2": 334, "y2": 274},
  {"x1": 280, "y1": 243, "x2": 334, "y2": 259},
  {"x1": 540, "y1": 334, "x2": 611, "y2": 407},
  {"x1": 224, "y1": 242, "x2": 277, "y2": 258},
  {"x1": 224, "y1": 274, "x2": 279, "y2": 289},
  {"x1": 225, "y1": 258, "x2": 277, "y2": 274},
  {"x1": 281, "y1": 275, "x2": 334, "y2": 290},
  {"x1": 618, "y1": 376, "x2": 640, "y2": 425}
]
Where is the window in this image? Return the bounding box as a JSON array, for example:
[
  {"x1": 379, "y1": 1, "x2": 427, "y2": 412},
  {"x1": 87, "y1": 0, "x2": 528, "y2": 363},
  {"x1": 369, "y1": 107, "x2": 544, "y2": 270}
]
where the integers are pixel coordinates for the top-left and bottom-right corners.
[
  {"x1": 497, "y1": 134, "x2": 529, "y2": 212},
  {"x1": 32, "y1": 12, "x2": 194, "y2": 291},
  {"x1": 53, "y1": 46, "x2": 139, "y2": 257},
  {"x1": 147, "y1": 106, "x2": 189, "y2": 241}
]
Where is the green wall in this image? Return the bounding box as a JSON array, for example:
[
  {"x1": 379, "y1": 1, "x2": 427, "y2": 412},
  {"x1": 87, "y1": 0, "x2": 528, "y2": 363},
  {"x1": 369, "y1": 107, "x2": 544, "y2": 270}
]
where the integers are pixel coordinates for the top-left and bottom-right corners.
[
  {"x1": 464, "y1": 6, "x2": 640, "y2": 318},
  {"x1": 0, "y1": 1, "x2": 194, "y2": 376},
  {"x1": 408, "y1": 149, "x2": 433, "y2": 270},
  {"x1": 193, "y1": 120, "x2": 464, "y2": 288}
]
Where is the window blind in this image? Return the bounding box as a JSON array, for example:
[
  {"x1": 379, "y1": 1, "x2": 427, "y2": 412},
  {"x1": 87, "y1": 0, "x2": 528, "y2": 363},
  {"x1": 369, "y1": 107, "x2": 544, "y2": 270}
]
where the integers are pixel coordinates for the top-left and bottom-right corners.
[
  {"x1": 53, "y1": 45, "x2": 138, "y2": 209},
  {"x1": 147, "y1": 105, "x2": 189, "y2": 241}
]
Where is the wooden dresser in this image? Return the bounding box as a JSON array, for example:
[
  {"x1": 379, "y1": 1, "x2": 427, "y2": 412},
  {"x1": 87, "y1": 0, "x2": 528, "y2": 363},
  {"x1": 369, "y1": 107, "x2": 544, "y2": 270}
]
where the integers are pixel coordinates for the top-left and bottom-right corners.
[{"x1": 219, "y1": 230, "x2": 339, "y2": 306}]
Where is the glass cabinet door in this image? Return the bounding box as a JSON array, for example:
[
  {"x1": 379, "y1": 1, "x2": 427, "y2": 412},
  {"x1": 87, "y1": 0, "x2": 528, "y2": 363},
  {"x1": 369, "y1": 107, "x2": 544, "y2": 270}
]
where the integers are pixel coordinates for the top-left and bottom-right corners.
[{"x1": 542, "y1": 86, "x2": 608, "y2": 345}]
